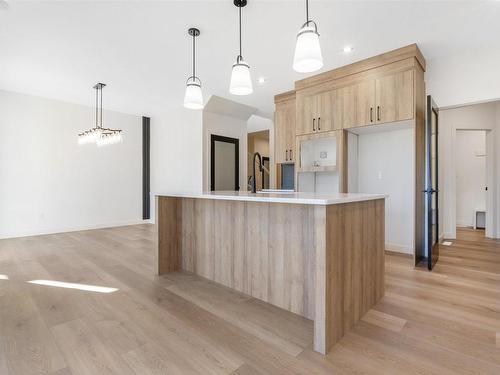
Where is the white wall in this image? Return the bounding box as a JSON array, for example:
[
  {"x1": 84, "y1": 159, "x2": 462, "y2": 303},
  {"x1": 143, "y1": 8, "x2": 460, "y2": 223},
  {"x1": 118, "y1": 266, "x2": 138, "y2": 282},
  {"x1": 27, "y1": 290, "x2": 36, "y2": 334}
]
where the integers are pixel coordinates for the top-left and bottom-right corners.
[
  {"x1": 355, "y1": 127, "x2": 415, "y2": 254},
  {"x1": 0, "y1": 90, "x2": 143, "y2": 239},
  {"x1": 440, "y1": 102, "x2": 499, "y2": 238},
  {"x1": 202, "y1": 111, "x2": 248, "y2": 191},
  {"x1": 149, "y1": 105, "x2": 203, "y2": 221},
  {"x1": 427, "y1": 46, "x2": 500, "y2": 109},
  {"x1": 455, "y1": 130, "x2": 486, "y2": 227}
]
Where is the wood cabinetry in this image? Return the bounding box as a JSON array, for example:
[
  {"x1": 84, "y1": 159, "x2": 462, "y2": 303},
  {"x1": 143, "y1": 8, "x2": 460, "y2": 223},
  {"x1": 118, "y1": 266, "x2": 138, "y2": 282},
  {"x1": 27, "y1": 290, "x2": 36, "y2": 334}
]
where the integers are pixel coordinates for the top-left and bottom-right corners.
[
  {"x1": 274, "y1": 91, "x2": 296, "y2": 164},
  {"x1": 339, "y1": 69, "x2": 414, "y2": 129},
  {"x1": 341, "y1": 80, "x2": 376, "y2": 129},
  {"x1": 275, "y1": 44, "x2": 426, "y2": 266},
  {"x1": 375, "y1": 69, "x2": 414, "y2": 124},
  {"x1": 296, "y1": 90, "x2": 342, "y2": 136}
]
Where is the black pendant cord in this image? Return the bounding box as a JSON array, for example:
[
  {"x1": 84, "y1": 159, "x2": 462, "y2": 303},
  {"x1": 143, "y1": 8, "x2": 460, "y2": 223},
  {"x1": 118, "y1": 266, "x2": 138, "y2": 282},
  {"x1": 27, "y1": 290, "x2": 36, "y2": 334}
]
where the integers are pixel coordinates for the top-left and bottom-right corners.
[
  {"x1": 95, "y1": 87, "x2": 98, "y2": 129},
  {"x1": 192, "y1": 33, "x2": 195, "y2": 78},
  {"x1": 306, "y1": 0, "x2": 309, "y2": 23},
  {"x1": 99, "y1": 85, "x2": 103, "y2": 129},
  {"x1": 239, "y1": 5, "x2": 242, "y2": 59}
]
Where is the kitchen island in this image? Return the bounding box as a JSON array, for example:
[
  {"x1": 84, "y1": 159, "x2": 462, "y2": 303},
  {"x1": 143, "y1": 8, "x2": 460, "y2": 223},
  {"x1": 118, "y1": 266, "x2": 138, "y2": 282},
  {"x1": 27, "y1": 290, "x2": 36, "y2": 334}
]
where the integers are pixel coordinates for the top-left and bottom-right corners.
[{"x1": 155, "y1": 191, "x2": 385, "y2": 354}]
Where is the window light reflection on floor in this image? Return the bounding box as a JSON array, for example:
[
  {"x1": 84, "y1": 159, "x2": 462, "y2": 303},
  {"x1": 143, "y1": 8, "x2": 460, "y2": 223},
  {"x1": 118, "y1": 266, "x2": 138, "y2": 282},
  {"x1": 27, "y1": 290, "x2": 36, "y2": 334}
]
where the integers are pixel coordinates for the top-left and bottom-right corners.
[
  {"x1": 0, "y1": 274, "x2": 8, "y2": 280},
  {"x1": 28, "y1": 280, "x2": 118, "y2": 293}
]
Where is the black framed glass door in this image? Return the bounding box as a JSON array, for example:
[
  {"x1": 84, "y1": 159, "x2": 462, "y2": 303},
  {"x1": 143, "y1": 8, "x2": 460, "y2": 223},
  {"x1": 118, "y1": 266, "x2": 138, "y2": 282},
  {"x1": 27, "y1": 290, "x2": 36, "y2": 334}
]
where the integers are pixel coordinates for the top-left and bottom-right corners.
[{"x1": 425, "y1": 95, "x2": 439, "y2": 270}]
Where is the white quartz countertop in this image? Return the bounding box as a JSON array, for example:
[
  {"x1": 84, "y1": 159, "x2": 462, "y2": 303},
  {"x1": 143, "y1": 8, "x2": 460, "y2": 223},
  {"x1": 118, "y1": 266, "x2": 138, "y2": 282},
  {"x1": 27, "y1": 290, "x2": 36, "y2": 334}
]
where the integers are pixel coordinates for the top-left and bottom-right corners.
[{"x1": 154, "y1": 191, "x2": 386, "y2": 205}]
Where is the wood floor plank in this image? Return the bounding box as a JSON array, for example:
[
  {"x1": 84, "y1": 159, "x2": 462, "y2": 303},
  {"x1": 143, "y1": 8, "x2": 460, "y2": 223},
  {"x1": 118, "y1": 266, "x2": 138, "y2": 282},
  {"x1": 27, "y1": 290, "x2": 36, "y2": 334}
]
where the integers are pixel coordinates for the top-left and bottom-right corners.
[
  {"x1": 51, "y1": 318, "x2": 135, "y2": 375},
  {"x1": 361, "y1": 309, "x2": 407, "y2": 332},
  {"x1": 0, "y1": 225, "x2": 498, "y2": 374}
]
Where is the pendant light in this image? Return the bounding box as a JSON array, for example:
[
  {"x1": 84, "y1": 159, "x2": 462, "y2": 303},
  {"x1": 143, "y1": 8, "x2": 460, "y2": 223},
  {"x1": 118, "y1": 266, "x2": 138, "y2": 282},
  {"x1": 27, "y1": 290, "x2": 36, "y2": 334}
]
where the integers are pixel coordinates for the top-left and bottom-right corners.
[
  {"x1": 184, "y1": 27, "x2": 203, "y2": 110},
  {"x1": 229, "y1": 0, "x2": 253, "y2": 95},
  {"x1": 78, "y1": 83, "x2": 123, "y2": 146},
  {"x1": 293, "y1": 0, "x2": 323, "y2": 73}
]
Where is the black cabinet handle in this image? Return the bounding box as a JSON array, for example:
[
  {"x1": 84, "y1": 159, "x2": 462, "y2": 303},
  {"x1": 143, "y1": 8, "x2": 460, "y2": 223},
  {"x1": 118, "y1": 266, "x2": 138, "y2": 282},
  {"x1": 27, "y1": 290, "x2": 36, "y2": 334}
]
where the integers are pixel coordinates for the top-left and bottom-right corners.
[
  {"x1": 318, "y1": 117, "x2": 321, "y2": 130},
  {"x1": 286, "y1": 149, "x2": 288, "y2": 161},
  {"x1": 312, "y1": 118, "x2": 315, "y2": 131},
  {"x1": 370, "y1": 107, "x2": 373, "y2": 122},
  {"x1": 377, "y1": 106, "x2": 381, "y2": 121}
]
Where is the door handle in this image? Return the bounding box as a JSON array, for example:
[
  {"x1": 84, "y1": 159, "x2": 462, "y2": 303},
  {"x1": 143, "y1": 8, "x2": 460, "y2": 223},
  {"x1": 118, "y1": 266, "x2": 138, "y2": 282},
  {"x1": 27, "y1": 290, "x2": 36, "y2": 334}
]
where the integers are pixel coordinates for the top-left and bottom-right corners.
[
  {"x1": 370, "y1": 107, "x2": 373, "y2": 122},
  {"x1": 377, "y1": 106, "x2": 381, "y2": 121},
  {"x1": 312, "y1": 118, "x2": 316, "y2": 131},
  {"x1": 286, "y1": 149, "x2": 288, "y2": 161},
  {"x1": 318, "y1": 117, "x2": 321, "y2": 131},
  {"x1": 290, "y1": 149, "x2": 293, "y2": 160},
  {"x1": 422, "y1": 188, "x2": 439, "y2": 194}
]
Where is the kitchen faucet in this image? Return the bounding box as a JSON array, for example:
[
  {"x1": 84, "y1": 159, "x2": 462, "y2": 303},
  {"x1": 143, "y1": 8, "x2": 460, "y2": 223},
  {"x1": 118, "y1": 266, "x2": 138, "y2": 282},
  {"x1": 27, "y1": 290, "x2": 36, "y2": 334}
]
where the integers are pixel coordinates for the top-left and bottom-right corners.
[{"x1": 251, "y1": 152, "x2": 263, "y2": 193}]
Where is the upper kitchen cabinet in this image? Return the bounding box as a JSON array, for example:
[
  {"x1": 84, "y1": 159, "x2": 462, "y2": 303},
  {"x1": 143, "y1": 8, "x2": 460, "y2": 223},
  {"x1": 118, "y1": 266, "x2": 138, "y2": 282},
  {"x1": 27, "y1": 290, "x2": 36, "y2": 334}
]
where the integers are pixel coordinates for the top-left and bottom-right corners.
[
  {"x1": 294, "y1": 44, "x2": 425, "y2": 131},
  {"x1": 375, "y1": 70, "x2": 414, "y2": 124},
  {"x1": 296, "y1": 89, "x2": 342, "y2": 136},
  {"x1": 274, "y1": 91, "x2": 296, "y2": 164},
  {"x1": 341, "y1": 80, "x2": 376, "y2": 129}
]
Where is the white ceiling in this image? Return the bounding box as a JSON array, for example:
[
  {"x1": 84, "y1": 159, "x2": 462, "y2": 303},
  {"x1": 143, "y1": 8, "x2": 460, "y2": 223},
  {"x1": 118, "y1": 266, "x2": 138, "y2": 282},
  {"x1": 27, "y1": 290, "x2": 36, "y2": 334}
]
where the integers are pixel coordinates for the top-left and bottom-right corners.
[{"x1": 1, "y1": 1, "x2": 500, "y2": 118}]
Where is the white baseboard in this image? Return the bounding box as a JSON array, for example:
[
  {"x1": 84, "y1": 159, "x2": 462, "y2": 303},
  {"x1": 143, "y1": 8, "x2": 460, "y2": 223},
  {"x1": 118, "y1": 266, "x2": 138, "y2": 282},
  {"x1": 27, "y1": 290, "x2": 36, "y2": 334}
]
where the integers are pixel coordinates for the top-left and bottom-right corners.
[
  {"x1": 0, "y1": 219, "x2": 153, "y2": 240},
  {"x1": 385, "y1": 242, "x2": 413, "y2": 255},
  {"x1": 443, "y1": 231, "x2": 456, "y2": 240}
]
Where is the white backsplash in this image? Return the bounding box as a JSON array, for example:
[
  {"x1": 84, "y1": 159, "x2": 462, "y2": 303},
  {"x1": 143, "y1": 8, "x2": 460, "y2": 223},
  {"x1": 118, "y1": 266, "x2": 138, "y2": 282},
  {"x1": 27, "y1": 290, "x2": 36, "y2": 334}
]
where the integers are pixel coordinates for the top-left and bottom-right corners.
[{"x1": 300, "y1": 137, "x2": 337, "y2": 167}]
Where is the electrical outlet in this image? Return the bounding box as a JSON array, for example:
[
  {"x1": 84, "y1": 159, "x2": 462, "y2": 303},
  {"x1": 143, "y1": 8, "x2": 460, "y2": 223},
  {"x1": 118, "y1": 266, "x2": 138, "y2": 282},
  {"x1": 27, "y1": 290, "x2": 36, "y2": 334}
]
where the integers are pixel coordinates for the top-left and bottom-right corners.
[{"x1": 319, "y1": 151, "x2": 328, "y2": 159}]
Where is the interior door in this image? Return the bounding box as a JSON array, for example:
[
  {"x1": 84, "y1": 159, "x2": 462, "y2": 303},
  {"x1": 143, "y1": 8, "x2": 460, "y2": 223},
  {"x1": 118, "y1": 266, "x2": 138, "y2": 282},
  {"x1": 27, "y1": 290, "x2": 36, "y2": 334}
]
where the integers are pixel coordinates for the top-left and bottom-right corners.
[
  {"x1": 211, "y1": 134, "x2": 239, "y2": 191},
  {"x1": 425, "y1": 95, "x2": 439, "y2": 270}
]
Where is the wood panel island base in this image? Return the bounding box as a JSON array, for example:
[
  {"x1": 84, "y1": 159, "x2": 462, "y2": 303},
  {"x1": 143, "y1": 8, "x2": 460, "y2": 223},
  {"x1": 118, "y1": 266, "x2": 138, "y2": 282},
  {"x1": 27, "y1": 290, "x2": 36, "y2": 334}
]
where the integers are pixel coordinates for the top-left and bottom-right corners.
[{"x1": 156, "y1": 191, "x2": 385, "y2": 355}]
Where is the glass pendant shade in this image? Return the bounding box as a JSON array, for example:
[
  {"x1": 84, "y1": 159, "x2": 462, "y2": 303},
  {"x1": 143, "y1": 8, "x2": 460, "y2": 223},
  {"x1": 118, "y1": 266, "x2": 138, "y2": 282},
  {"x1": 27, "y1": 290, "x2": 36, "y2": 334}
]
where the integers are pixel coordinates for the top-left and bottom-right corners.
[
  {"x1": 230, "y1": 58, "x2": 253, "y2": 96},
  {"x1": 293, "y1": 23, "x2": 323, "y2": 73},
  {"x1": 184, "y1": 77, "x2": 203, "y2": 110}
]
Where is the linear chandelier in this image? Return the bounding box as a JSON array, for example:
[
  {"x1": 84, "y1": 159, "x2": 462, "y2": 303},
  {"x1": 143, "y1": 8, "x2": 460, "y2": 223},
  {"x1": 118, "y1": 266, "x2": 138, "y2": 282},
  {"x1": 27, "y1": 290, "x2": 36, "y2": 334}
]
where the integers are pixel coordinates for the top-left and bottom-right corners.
[{"x1": 78, "y1": 83, "x2": 123, "y2": 146}]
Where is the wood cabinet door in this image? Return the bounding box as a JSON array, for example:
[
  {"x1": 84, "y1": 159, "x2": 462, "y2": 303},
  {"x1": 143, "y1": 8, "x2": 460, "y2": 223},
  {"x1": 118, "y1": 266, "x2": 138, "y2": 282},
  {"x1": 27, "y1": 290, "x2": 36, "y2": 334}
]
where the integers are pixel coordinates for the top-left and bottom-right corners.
[
  {"x1": 331, "y1": 88, "x2": 344, "y2": 130},
  {"x1": 285, "y1": 102, "x2": 296, "y2": 162},
  {"x1": 315, "y1": 91, "x2": 333, "y2": 133},
  {"x1": 341, "y1": 80, "x2": 376, "y2": 129},
  {"x1": 375, "y1": 70, "x2": 414, "y2": 123},
  {"x1": 296, "y1": 94, "x2": 315, "y2": 136},
  {"x1": 274, "y1": 106, "x2": 288, "y2": 164}
]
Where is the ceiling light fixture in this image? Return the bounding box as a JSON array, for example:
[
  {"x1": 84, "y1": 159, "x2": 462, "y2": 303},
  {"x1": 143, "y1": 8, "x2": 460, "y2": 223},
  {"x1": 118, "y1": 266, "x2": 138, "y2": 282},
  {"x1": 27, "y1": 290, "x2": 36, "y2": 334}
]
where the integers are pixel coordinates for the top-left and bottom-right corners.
[
  {"x1": 78, "y1": 83, "x2": 123, "y2": 146},
  {"x1": 293, "y1": 0, "x2": 323, "y2": 73},
  {"x1": 229, "y1": 0, "x2": 253, "y2": 95},
  {"x1": 184, "y1": 27, "x2": 203, "y2": 110}
]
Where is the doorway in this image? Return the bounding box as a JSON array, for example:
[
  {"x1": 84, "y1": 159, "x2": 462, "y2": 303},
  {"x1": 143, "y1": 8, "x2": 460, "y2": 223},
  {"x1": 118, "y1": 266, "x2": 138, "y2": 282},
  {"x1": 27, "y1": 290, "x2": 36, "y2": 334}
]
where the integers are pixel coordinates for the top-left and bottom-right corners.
[
  {"x1": 210, "y1": 134, "x2": 239, "y2": 191},
  {"x1": 455, "y1": 130, "x2": 487, "y2": 236},
  {"x1": 247, "y1": 130, "x2": 270, "y2": 191}
]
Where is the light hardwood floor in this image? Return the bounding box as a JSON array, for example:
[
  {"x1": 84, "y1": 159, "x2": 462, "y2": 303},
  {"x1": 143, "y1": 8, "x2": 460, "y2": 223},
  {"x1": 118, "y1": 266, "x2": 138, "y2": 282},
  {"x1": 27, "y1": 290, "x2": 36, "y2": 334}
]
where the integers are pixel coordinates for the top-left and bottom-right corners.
[{"x1": 0, "y1": 226, "x2": 499, "y2": 374}]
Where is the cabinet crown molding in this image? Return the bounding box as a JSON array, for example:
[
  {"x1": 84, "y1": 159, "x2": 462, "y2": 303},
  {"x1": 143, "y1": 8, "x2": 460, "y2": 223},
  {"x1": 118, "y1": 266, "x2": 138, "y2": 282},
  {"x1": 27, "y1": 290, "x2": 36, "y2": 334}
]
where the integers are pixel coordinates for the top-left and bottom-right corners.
[
  {"x1": 274, "y1": 90, "x2": 296, "y2": 104},
  {"x1": 295, "y1": 43, "x2": 426, "y2": 91}
]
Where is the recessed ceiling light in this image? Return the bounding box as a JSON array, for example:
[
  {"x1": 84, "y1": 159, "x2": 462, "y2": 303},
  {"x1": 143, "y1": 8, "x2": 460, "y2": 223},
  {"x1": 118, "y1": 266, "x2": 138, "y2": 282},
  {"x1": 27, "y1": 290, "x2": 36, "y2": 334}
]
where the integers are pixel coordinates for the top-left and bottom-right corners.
[
  {"x1": 343, "y1": 46, "x2": 354, "y2": 54},
  {"x1": 258, "y1": 77, "x2": 268, "y2": 85}
]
